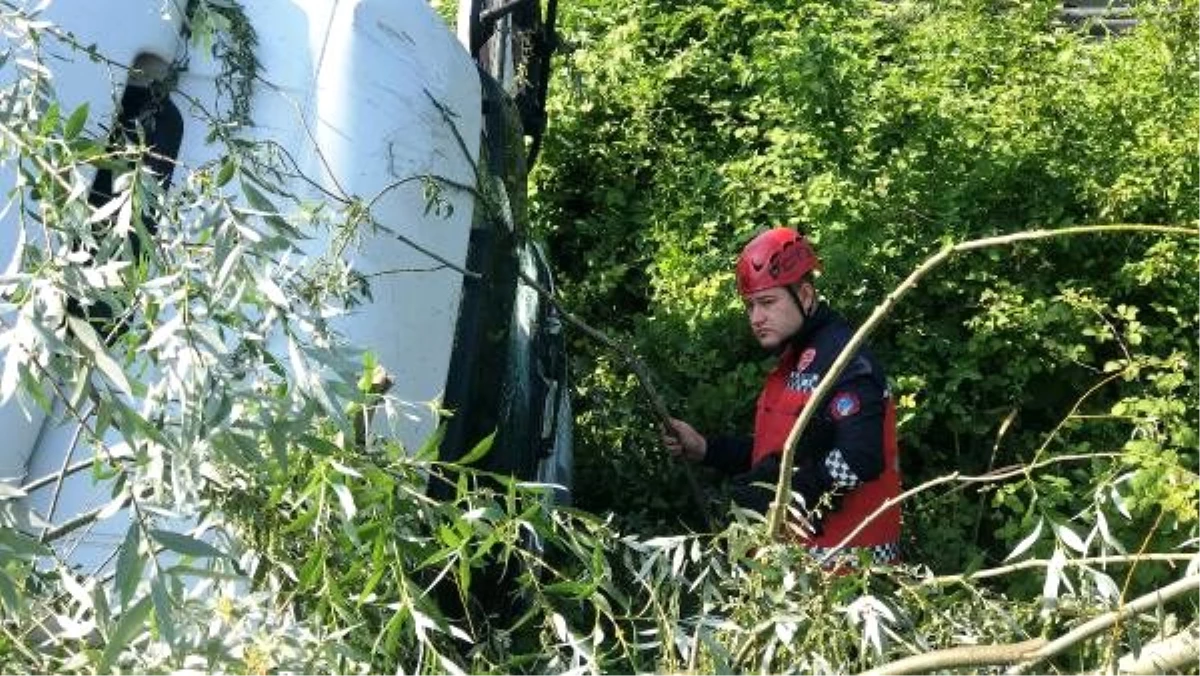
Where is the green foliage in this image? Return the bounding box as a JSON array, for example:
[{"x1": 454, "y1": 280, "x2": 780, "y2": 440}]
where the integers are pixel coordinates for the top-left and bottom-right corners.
[
  {"x1": 532, "y1": 0, "x2": 1199, "y2": 582},
  {"x1": 0, "y1": 2, "x2": 1197, "y2": 675},
  {"x1": 428, "y1": 0, "x2": 459, "y2": 29}
]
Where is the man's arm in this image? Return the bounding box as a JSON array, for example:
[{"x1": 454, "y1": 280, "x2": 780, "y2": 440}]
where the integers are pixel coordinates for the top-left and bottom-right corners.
[
  {"x1": 702, "y1": 435, "x2": 753, "y2": 475},
  {"x1": 790, "y1": 374, "x2": 886, "y2": 512},
  {"x1": 662, "y1": 418, "x2": 753, "y2": 475}
]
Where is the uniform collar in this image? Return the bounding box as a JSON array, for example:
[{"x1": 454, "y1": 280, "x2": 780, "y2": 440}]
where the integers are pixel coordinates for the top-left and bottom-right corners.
[
  {"x1": 767, "y1": 301, "x2": 834, "y2": 364},
  {"x1": 787, "y1": 300, "x2": 832, "y2": 349}
]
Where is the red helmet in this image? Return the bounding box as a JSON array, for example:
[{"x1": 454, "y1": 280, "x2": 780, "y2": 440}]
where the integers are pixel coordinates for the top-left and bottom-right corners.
[{"x1": 735, "y1": 228, "x2": 821, "y2": 296}]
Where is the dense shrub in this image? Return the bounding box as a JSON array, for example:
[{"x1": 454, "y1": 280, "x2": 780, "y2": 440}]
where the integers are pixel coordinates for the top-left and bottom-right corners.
[
  {"x1": 531, "y1": 0, "x2": 1198, "y2": 579},
  {"x1": 1, "y1": 1, "x2": 1196, "y2": 673}
]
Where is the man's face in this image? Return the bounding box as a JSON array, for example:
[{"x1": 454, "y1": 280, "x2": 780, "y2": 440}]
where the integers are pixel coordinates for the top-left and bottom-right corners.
[{"x1": 743, "y1": 285, "x2": 805, "y2": 351}]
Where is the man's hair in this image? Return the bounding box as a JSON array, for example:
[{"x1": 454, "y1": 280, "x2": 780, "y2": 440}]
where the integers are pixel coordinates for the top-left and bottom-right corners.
[{"x1": 793, "y1": 272, "x2": 817, "y2": 290}]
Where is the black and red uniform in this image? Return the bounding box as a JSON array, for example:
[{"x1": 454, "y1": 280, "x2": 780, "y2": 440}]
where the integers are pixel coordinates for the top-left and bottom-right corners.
[{"x1": 703, "y1": 301, "x2": 902, "y2": 566}]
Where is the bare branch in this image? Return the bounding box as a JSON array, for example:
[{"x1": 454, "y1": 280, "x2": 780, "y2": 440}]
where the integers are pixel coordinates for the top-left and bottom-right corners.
[
  {"x1": 921, "y1": 553, "x2": 1196, "y2": 587},
  {"x1": 20, "y1": 457, "x2": 95, "y2": 492},
  {"x1": 1009, "y1": 574, "x2": 1200, "y2": 674},
  {"x1": 864, "y1": 574, "x2": 1200, "y2": 676},
  {"x1": 860, "y1": 637, "x2": 1047, "y2": 675},
  {"x1": 1115, "y1": 625, "x2": 1200, "y2": 675},
  {"x1": 39, "y1": 492, "x2": 130, "y2": 542}
]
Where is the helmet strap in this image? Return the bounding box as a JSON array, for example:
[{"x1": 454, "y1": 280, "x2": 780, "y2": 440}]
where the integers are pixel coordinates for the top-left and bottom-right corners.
[{"x1": 786, "y1": 282, "x2": 812, "y2": 323}]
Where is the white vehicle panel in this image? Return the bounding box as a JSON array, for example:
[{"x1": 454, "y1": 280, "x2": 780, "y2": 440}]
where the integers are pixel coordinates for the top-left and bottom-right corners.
[{"x1": 0, "y1": 0, "x2": 483, "y2": 571}]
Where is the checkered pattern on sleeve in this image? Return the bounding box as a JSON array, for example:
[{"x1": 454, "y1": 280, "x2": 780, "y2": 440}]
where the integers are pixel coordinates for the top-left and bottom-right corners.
[
  {"x1": 824, "y1": 448, "x2": 862, "y2": 490},
  {"x1": 807, "y1": 542, "x2": 901, "y2": 568}
]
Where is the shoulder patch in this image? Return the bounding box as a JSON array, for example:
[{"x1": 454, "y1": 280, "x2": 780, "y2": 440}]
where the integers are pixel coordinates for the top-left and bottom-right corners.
[
  {"x1": 796, "y1": 347, "x2": 817, "y2": 372},
  {"x1": 829, "y1": 392, "x2": 861, "y2": 420}
]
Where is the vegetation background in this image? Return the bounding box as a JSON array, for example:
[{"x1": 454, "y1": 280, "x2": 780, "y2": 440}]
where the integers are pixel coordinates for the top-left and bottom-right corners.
[
  {"x1": 533, "y1": 0, "x2": 1198, "y2": 576},
  {"x1": 0, "y1": 0, "x2": 1196, "y2": 674}
]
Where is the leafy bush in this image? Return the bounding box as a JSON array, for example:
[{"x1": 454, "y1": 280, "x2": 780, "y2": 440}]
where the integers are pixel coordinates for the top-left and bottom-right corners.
[
  {"x1": 0, "y1": 1, "x2": 1197, "y2": 674},
  {"x1": 532, "y1": 0, "x2": 1198, "y2": 582}
]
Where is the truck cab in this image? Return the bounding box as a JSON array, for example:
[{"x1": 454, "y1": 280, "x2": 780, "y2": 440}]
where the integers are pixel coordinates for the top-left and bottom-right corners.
[{"x1": 0, "y1": 0, "x2": 571, "y2": 572}]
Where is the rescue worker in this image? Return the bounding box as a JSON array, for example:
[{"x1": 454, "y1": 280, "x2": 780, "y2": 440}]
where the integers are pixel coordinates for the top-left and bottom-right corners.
[{"x1": 663, "y1": 227, "x2": 902, "y2": 567}]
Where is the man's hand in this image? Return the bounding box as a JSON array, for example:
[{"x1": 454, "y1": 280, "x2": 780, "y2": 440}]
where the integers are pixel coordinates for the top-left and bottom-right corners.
[
  {"x1": 728, "y1": 454, "x2": 779, "y2": 514},
  {"x1": 730, "y1": 454, "x2": 821, "y2": 538},
  {"x1": 662, "y1": 418, "x2": 707, "y2": 463}
]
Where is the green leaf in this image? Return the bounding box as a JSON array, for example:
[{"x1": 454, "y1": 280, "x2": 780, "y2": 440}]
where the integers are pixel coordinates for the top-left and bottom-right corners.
[
  {"x1": 456, "y1": 431, "x2": 496, "y2": 466},
  {"x1": 241, "y1": 179, "x2": 301, "y2": 239},
  {"x1": 299, "y1": 433, "x2": 342, "y2": 457},
  {"x1": 216, "y1": 156, "x2": 237, "y2": 186},
  {"x1": 0, "y1": 569, "x2": 19, "y2": 614},
  {"x1": 415, "y1": 422, "x2": 447, "y2": 462},
  {"x1": 356, "y1": 565, "x2": 387, "y2": 605},
  {"x1": 0, "y1": 527, "x2": 50, "y2": 558},
  {"x1": 150, "y1": 574, "x2": 176, "y2": 647},
  {"x1": 99, "y1": 596, "x2": 152, "y2": 672},
  {"x1": 64, "y1": 102, "x2": 88, "y2": 140},
  {"x1": 114, "y1": 524, "x2": 143, "y2": 609},
  {"x1": 298, "y1": 547, "x2": 325, "y2": 588},
  {"x1": 66, "y1": 316, "x2": 132, "y2": 397},
  {"x1": 332, "y1": 482, "x2": 357, "y2": 521},
  {"x1": 543, "y1": 579, "x2": 595, "y2": 599},
  {"x1": 148, "y1": 529, "x2": 226, "y2": 559},
  {"x1": 268, "y1": 425, "x2": 289, "y2": 472},
  {"x1": 329, "y1": 459, "x2": 363, "y2": 479},
  {"x1": 39, "y1": 102, "x2": 60, "y2": 135}
]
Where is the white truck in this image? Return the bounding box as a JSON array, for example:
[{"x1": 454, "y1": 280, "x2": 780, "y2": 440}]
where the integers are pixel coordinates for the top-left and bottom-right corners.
[{"x1": 0, "y1": 0, "x2": 572, "y2": 573}]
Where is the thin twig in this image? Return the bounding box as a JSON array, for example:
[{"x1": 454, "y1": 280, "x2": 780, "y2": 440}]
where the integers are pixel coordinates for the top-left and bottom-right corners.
[
  {"x1": 769, "y1": 223, "x2": 1200, "y2": 539},
  {"x1": 1108, "y1": 506, "x2": 1168, "y2": 667},
  {"x1": 42, "y1": 407, "x2": 89, "y2": 530},
  {"x1": 920, "y1": 553, "x2": 1196, "y2": 587},
  {"x1": 39, "y1": 493, "x2": 130, "y2": 542},
  {"x1": 19, "y1": 457, "x2": 96, "y2": 492},
  {"x1": 13, "y1": 341, "x2": 162, "y2": 557},
  {"x1": 424, "y1": 89, "x2": 484, "y2": 190},
  {"x1": 380, "y1": 219, "x2": 483, "y2": 281},
  {"x1": 364, "y1": 265, "x2": 455, "y2": 277},
  {"x1": 1028, "y1": 370, "x2": 1125, "y2": 472},
  {"x1": 971, "y1": 407, "x2": 1019, "y2": 545}
]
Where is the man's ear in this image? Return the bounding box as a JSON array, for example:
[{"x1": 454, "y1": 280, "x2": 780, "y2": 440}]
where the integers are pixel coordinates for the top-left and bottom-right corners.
[{"x1": 799, "y1": 280, "x2": 817, "y2": 312}]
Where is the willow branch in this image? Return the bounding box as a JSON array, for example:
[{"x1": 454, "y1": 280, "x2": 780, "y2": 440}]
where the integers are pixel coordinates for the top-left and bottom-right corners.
[
  {"x1": 860, "y1": 637, "x2": 1047, "y2": 675},
  {"x1": 39, "y1": 493, "x2": 131, "y2": 543},
  {"x1": 1008, "y1": 574, "x2": 1200, "y2": 674},
  {"x1": 20, "y1": 457, "x2": 98, "y2": 492},
  {"x1": 921, "y1": 553, "x2": 1196, "y2": 587},
  {"x1": 42, "y1": 404, "x2": 91, "y2": 531},
  {"x1": 517, "y1": 269, "x2": 712, "y2": 528},
  {"x1": 865, "y1": 574, "x2": 1200, "y2": 676},
  {"x1": 1114, "y1": 625, "x2": 1200, "y2": 675},
  {"x1": 767, "y1": 223, "x2": 1200, "y2": 539}
]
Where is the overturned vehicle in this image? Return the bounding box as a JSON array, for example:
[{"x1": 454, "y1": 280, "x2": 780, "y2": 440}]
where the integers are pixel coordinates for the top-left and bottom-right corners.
[{"x1": 0, "y1": 0, "x2": 571, "y2": 584}]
